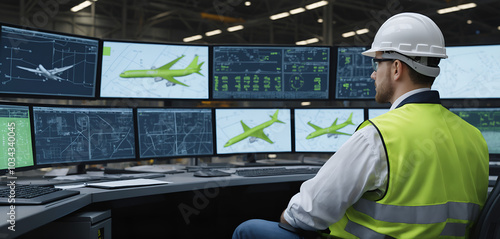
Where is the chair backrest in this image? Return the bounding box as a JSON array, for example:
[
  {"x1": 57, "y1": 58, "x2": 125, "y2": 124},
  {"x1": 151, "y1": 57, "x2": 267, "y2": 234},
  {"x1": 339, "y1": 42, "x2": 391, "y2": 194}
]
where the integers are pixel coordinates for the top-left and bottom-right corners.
[{"x1": 471, "y1": 178, "x2": 500, "y2": 239}]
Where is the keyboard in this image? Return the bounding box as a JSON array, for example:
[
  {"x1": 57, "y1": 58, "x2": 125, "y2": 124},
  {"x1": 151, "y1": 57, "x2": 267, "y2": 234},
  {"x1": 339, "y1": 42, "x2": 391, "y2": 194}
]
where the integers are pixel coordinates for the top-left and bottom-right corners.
[
  {"x1": 236, "y1": 167, "x2": 320, "y2": 177},
  {"x1": 0, "y1": 184, "x2": 80, "y2": 205}
]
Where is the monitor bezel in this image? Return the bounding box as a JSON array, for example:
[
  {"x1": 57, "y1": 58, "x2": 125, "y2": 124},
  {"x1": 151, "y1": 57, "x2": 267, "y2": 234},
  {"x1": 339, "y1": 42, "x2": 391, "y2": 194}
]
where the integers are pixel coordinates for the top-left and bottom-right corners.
[
  {"x1": 214, "y1": 107, "x2": 294, "y2": 156},
  {"x1": 0, "y1": 22, "x2": 101, "y2": 100},
  {"x1": 292, "y1": 107, "x2": 366, "y2": 154},
  {"x1": 31, "y1": 103, "x2": 138, "y2": 169},
  {"x1": 210, "y1": 44, "x2": 333, "y2": 101},
  {"x1": 97, "y1": 38, "x2": 211, "y2": 100},
  {"x1": 135, "y1": 107, "x2": 215, "y2": 160}
]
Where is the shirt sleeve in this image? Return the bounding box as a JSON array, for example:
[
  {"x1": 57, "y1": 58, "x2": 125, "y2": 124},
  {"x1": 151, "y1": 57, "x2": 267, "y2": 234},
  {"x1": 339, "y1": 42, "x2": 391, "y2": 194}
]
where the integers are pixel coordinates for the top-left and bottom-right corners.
[{"x1": 283, "y1": 124, "x2": 388, "y2": 231}]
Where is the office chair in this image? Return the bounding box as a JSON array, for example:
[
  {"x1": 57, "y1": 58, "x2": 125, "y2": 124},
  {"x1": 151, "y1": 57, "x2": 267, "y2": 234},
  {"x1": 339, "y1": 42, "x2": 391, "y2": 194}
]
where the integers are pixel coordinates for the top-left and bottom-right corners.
[{"x1": 471, "y1": 178, "x2": 500, "y2": 239}]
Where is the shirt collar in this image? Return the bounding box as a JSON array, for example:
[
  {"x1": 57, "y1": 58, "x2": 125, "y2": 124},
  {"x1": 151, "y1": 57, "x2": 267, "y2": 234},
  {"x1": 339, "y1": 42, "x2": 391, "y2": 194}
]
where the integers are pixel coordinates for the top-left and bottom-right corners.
[{"x1": 389, "y1": 88, "x2": 431, "y2": 111}]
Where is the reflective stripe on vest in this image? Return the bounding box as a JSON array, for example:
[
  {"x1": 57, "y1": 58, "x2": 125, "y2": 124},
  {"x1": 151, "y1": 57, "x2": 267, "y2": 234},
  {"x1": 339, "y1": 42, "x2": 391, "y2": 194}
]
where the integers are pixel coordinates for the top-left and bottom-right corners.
[
  {"x1": 345, "y1": 220, "x2": 469, "y2": 238},
  {"x1": 352, "y1": 198, "x2": 481, "y2": 224}
]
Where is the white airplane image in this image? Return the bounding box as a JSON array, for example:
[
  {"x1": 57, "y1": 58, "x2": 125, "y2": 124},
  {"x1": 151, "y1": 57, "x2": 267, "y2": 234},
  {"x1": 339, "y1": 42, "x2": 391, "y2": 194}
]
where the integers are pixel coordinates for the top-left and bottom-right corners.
[{"x1": 16, "y1": 64, "x2": 74, "y2": 81}]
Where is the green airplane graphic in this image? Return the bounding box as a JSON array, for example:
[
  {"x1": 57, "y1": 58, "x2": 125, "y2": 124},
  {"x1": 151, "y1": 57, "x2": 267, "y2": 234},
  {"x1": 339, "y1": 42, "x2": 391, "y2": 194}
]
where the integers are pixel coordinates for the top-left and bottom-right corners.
[
  {"x1": 224, "y1": 109, "x2": 285, "y2": 147},
  {"x1": 119, "y1": 55, "x2": 204, "y2": 87},
  {"x1": 306, "y1": 112, "x2": 355, "y2": 139}
]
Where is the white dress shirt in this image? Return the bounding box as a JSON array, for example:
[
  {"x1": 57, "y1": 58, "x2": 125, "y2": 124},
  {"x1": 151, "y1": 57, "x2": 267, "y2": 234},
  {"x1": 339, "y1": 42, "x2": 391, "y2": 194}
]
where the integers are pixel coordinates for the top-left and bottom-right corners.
[{"x1": 283, "y1": 88, "x2": 431, "y2": 231}]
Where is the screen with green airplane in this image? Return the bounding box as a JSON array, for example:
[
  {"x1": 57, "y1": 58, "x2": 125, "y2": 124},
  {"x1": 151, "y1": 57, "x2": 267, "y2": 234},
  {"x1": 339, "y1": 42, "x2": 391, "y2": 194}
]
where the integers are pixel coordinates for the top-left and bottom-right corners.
[
  {"x1": 450, "y1": 108, "x2": 500, "y2": 154},
  {"x1": 100, "y1": 40, "x2": 209, "y2": 99},
  {"x1": 294, "y1": 108, "x2": 365, "y2": 152},
  {"x1": 0, "y1": 105, "x2": 34, "y2": 170},
  {"x1": 215, "y1": 108, "x2": 292, "y2": 154}
]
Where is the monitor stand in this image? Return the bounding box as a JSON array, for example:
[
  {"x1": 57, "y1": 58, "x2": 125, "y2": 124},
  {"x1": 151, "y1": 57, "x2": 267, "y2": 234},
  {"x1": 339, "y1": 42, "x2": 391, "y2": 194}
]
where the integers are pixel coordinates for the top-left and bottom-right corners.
[{"x1": 230, "y1": 153, "x2": 265, "y2": 167}]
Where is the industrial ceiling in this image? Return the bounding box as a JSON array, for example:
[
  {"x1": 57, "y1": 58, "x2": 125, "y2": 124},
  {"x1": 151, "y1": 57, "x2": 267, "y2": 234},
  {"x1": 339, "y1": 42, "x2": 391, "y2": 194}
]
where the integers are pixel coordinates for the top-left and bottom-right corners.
[{"x1": 0, "y1": 0, "x2": 499, "y2": 47}]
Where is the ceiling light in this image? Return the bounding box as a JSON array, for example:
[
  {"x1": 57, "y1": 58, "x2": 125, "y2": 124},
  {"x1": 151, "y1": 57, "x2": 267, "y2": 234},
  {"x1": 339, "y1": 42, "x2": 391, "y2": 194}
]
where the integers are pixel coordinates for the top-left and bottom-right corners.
[
  {"x1": 183, "y1": 35, "x2": 202, "y2": 42},
  {"x1": 305, "y1": 1, "x2": 329, "y2": 10},
  {"x1": 497, "y1": 26, "x2": 500, "y2": 31},
  {"x1": 227, "y1": 25, "x2": 244, "y2": 32},
  {"x1": 245, "y1": 1, "x2": 251, "y2": 6},
  {"x1": 306, "y1": 38, "x2": 319, "y2": 44},
  {"x1": 301, "y1": 102, "x2": 311, "y2": 106},
  {"x1": 205, "y1": 29, "x2": 222, "y2": 36},
  {"x1": 270, "y1": 12, "x2": 290, "y2": 20},
  {"x1": 317, "y1": 18, "x2": 323, "y2": 23},
  {"x1": 437, "y1": 3, "x2": 477, "y2": 14},
  {"x1": 355, "y1": 28, "x2": 369, "y2": 35},
  {"x1": 71, "y1": 0, "x2": 94, "y2": 12},
  {"x1": 290, "y1": 8, "x2": 306, "y2": 15},
  {"x1": 296, "y1": 38, "x2": 319, "y2": 45},
  {"x1": 342, "y1": 31, "x2": 355, "y2": 38},
  {"x1": 467, "y1": 20, "x2": 472, "y2": 24}
]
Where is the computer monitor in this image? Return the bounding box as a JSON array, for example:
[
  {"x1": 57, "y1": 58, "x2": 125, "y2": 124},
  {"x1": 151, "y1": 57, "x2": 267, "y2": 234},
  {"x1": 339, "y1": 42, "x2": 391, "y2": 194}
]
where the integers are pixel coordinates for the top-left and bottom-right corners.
[
  {"x1": 99, "y1": 40, "x2": 209, "y2": 99},
  {"x1": 215, "y1": 108, "x2": 292, "y2": 154},
  {"x1": 137, "y1": 108, "x2": 213, "y2": 159},
  {"x1": 334, "y1": 46, "x2": 374, "y2": 99},
  {"x1": 32, "y1": 106, "x2": 136, "y2": 166},
  {"x1": 368, "y1": 108, "x2": 390, "y2": 119},
  {"x1": 0, "y1": 104, "x2": 34, "y2": 171},
  {"x1": 433, "y1": 44, "x2": 500, "y2": 99},
  {"x1": 294, "y1": 108, "x2": 365, "y2": 153},
  {"x1": 212, "y1": 45, "x2": 330, "y2": 100},
  {"x1": 0, "y1": 24, "x2": 99, "y2": 98},
  {"x1": 449, "y1": 108, "x2": 500, "y2": 156}
]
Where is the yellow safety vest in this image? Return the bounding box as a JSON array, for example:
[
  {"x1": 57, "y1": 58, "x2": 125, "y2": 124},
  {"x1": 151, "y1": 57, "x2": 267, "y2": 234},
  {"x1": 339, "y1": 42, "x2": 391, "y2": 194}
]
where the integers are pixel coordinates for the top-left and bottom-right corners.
[{"x1": 329, "y1": 103, "x2": 489, "y2": 239}]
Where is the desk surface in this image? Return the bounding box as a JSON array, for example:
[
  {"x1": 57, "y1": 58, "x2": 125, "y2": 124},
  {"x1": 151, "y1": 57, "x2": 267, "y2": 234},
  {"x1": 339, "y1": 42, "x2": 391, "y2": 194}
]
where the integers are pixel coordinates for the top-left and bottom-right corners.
[{"x1": 0, "y1": 169, "x2": 316, "y2": 238}]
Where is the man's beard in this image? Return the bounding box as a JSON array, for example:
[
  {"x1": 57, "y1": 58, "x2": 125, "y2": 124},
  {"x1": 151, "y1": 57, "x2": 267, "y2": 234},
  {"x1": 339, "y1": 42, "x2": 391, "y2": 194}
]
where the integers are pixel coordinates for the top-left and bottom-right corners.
[{"x1": 375, "y1": 78, "x2": 394, "y2": 104}]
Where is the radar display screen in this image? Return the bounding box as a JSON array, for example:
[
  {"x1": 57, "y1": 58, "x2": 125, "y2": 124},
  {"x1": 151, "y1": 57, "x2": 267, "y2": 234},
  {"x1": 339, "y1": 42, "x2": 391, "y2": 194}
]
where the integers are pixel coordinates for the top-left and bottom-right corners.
[
  {"x1": 137, "y1": 108, "x2": 213, "y2": 158},
  {"x1": 335, "y1": 46, "x2": 374, "y2": 99},
  {"x1": 450, "y1": 108, "x2": 500, "y2": 154},
  {"x1": 433, "y1": 44, "x2": 500, "y2": 99},
  {"x1": 33, "y1": 107, "x2": 135, "y2": 165},
  {"x1": 212, "y1": 46, "x2": 330, "y2": 100}
]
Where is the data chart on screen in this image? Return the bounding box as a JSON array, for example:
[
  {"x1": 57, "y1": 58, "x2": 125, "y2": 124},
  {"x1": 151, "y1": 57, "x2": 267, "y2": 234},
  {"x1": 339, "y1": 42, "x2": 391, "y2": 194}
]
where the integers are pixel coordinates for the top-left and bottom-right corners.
[
  {"x1": 212, "y1": 46, "x2": 330, "y2": 99},
  {"x1": 0, "y1": 25, "x2": 99, "y2": 97},
  {"x1": 0, "y1": 105, "x2": 34, "y2": 170},
  {"x1": 215, "y1": 108, "x2": 292, "y2": 154},
  {"x1": 33, "y1": 107, "x2": 136, "y2": 165},
  {"x1": 450, "y1": 108, "x2": 500, "y2": 154},
  {"x1": 335, "y1": 46, "x2": 374, "y2": 99},
  {"x1": 137, "y1": 108, "x2": 213, "y2": 158},
  {"x1": 100, "y1": 41, "x2": 209, "y2": 99},
  {"x1": 433, "y1": 45, "x2": 500, "y2": 98},
  {"x1": 294, "y1": 108, "x2": 364, "y2": 152}
]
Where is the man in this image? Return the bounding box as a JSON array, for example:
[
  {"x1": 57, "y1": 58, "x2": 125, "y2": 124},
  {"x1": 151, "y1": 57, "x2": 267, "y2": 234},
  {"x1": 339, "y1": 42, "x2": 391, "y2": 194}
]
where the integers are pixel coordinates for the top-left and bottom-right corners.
[{"x1": 233, "y1": 12, "x2": 489, "y2": 239}]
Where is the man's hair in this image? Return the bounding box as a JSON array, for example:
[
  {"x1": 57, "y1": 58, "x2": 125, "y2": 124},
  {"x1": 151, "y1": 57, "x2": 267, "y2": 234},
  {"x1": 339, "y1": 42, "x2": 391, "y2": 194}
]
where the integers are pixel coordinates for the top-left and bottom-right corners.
[{"x1": 402, "y1": 57, "x2": 440, "y2": 86}]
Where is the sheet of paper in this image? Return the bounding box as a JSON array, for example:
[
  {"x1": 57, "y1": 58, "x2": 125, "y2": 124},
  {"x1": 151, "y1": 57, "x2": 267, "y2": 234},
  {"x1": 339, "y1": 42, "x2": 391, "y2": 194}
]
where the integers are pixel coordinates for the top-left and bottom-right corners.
[
  {"x1": 86, "y1": 178, "x2": 171, "y2": 189},
  {"x1": 44, "y1": 168, "x2": 70, "y2": 177}
]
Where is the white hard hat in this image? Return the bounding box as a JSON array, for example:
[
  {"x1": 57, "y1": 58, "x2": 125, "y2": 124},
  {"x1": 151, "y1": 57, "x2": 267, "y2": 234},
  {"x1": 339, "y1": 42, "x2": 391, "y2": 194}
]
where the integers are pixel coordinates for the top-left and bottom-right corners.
[{"x1": 362, "y1": 12, "x2": 447, "y2": 59}]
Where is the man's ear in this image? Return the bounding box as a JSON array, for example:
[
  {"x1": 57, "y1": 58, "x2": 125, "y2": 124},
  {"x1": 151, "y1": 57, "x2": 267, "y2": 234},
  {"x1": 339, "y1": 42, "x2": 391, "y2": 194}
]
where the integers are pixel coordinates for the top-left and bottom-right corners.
[{"x1": 392, "y1": 60, "x2": 403, "y2": 81}]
